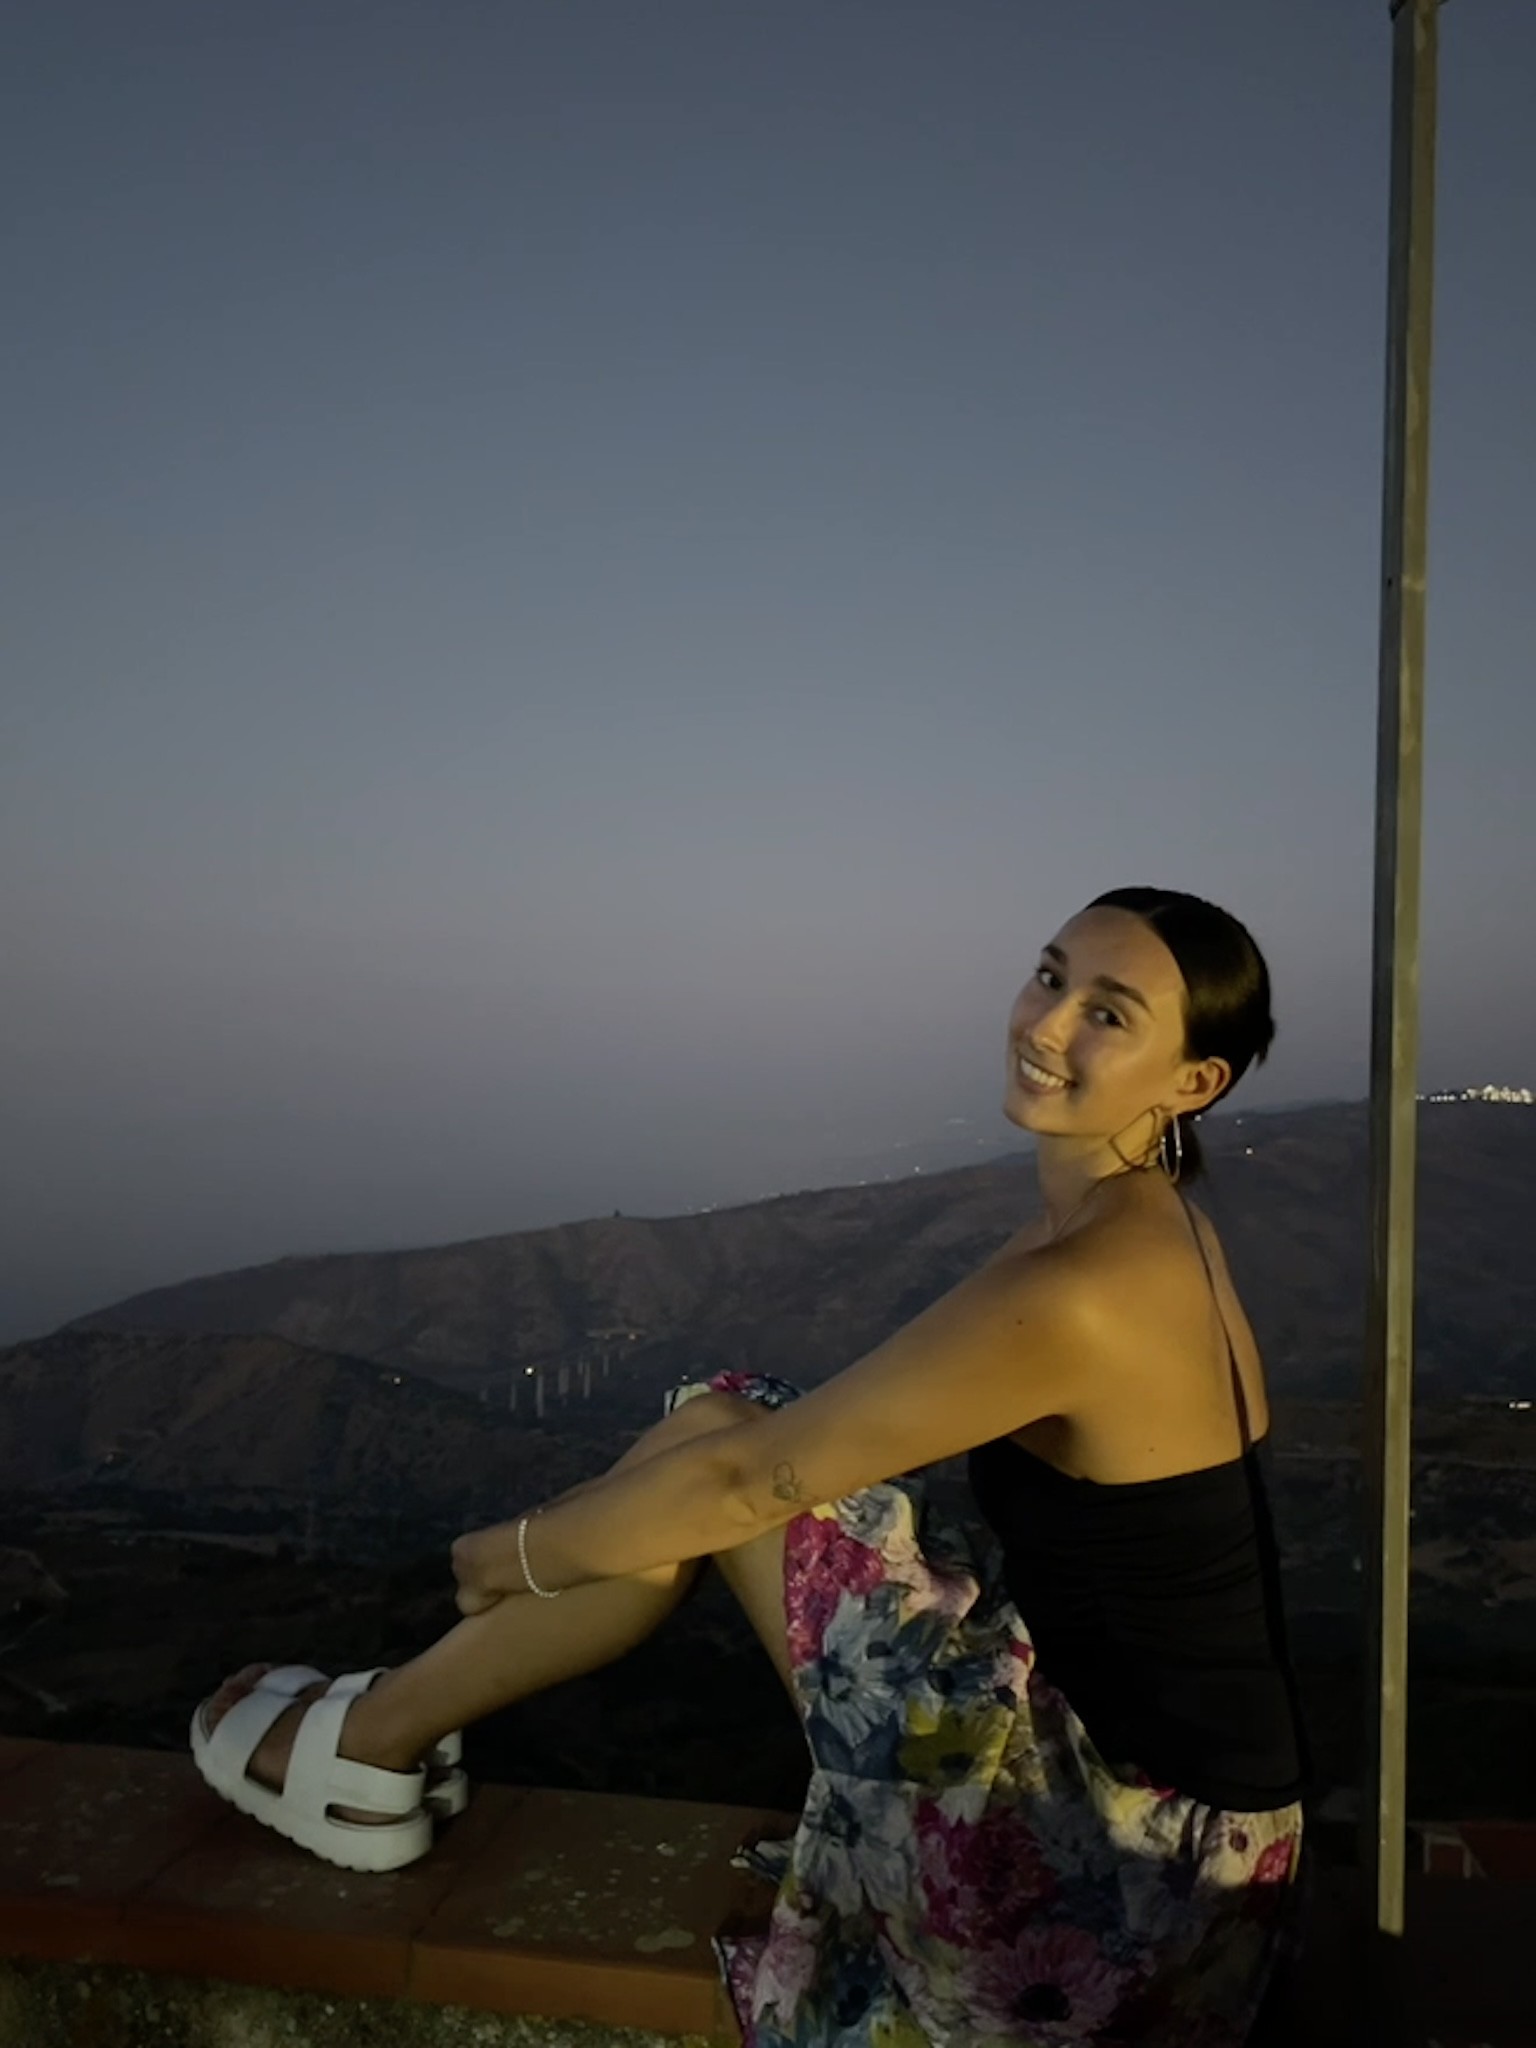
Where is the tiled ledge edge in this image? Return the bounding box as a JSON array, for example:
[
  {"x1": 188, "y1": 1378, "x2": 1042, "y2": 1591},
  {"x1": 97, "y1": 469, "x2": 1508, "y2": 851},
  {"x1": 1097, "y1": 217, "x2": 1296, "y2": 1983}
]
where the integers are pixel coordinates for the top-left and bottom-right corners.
[
  {"x1": 0, "y1": 1954, "x2": 720, "y2": 2048},
  {"x1": 0, "y1": 1740, "x2": 798, "y2": 2043}
]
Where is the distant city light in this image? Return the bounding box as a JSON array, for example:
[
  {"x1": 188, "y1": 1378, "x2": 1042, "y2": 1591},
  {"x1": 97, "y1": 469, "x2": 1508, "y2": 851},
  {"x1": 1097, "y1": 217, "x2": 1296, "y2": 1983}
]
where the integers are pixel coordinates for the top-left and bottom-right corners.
[
  {"x1": 1418, "y1": 1085, "x2": 1534, "y2": 1105},
  {"x1": 1511, "y1": 1400, "x2": 1533, "y2": 1413}
]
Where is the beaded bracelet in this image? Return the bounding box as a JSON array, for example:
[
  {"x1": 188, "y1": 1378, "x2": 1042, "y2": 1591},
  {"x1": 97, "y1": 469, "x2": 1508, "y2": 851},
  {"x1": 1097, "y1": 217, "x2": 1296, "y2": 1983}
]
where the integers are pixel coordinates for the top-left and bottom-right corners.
[{"x1": 517, "y1": 1509, "x2": 563, "y2": 1598}]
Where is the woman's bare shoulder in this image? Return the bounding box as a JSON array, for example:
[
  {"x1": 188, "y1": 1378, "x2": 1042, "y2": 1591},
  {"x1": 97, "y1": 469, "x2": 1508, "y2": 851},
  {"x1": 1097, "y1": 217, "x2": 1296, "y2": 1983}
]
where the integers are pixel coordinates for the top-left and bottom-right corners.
[
  {"x1": 982, "y1": 1183, "x2": 1227, "y2": 1311},
  {"x1": 1007, "y1": 1189, "x2": 1269, "y2": 1477}
]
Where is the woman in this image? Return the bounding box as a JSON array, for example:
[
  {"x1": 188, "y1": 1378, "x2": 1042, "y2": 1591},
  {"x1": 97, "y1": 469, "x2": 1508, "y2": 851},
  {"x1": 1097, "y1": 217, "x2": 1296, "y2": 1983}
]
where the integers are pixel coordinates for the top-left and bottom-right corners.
[{"x1": 193, "y1": 886, "x2": 1311, "y2": 2046}]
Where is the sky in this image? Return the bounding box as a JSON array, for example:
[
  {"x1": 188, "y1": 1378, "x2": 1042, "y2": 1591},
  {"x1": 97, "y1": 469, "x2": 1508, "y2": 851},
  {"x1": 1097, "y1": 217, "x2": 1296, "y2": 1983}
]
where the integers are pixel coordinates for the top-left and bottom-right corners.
[{"x1": 4, "y1": 0, "x2": 1534, "y2": 1344}]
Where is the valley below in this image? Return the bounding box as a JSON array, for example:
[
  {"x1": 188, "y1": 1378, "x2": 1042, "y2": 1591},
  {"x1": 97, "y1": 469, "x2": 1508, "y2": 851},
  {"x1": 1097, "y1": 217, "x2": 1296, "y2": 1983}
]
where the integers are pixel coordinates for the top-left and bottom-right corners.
[{"x1": 3, "y1": 1098, "x2": 1532, "y2": 1825}]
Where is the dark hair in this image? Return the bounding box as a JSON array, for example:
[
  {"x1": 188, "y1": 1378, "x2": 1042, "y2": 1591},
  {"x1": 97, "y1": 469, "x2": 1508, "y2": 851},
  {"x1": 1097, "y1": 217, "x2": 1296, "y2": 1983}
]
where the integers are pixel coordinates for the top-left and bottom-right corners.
[{"x1": 1081, "y1": 886, "x2": 1277, "y2": 1189}]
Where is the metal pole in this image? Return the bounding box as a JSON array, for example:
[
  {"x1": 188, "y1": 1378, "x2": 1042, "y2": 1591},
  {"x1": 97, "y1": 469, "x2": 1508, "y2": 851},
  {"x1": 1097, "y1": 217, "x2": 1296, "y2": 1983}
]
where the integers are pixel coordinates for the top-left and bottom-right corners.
[{"x1": 1358, "y1": 0, "x2": 1441, "y2": 1960}]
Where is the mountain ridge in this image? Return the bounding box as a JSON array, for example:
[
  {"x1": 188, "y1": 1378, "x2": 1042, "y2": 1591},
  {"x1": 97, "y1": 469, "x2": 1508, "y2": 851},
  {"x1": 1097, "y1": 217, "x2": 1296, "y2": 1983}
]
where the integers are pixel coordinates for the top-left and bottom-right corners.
[
  {"x1": 53, "y1": 1098, "x2": 1535, "y2": 1400},
  {"x1": 0, "y1": 1327, "x2": 571, "y2": 1522}
]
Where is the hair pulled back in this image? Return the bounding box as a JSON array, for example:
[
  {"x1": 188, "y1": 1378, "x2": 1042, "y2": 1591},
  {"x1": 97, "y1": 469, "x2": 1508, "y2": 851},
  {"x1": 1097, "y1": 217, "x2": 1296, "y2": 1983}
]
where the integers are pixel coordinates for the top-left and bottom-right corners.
[{"x1": 1083, "y1": 887, "x2": 1277, "y2": 1189}]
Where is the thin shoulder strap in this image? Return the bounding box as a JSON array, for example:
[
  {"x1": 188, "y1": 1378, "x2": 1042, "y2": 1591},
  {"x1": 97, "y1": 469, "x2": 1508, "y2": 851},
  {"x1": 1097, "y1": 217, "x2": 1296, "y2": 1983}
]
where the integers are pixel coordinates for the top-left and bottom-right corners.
[{"x1": 1173, "y1": 1185, "x2": 1252, "y2": 1456}]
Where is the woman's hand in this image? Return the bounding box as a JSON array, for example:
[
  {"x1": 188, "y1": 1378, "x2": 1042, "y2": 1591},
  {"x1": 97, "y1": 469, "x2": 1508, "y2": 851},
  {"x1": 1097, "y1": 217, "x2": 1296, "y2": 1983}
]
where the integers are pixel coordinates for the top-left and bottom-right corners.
[{"x1": 450, "y1": 1476, "x2": 604, "y2": 1613}]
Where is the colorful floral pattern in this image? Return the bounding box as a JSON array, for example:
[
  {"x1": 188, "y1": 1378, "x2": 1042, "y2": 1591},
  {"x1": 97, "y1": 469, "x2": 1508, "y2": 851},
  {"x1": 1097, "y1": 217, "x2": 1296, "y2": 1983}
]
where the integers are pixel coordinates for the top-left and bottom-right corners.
[{"x1": 668, "y1": 1370, "x2": 1305, "y2": 2046}]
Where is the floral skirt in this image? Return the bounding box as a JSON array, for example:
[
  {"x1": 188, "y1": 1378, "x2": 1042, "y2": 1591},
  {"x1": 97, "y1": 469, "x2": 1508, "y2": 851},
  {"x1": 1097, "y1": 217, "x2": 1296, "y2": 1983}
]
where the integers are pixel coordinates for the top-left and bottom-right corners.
[{"x1": 664, "y1": 1370, "x2": 1306, "y2": 2048}]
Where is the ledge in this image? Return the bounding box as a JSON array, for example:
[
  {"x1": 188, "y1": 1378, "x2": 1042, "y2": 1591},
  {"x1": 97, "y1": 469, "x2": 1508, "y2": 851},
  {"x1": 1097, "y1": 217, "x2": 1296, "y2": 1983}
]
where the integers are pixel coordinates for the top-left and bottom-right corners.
[
  {"x1": 1412, "y1": 1818, "x2": 1536, "y2": 1881},
  {"x1": 3, "y1": 1739, "x2": 1535, "y2": 2047},
  {"x1": 1257, "y1": 1859, "x2": 1536, "y2": 2048},
  {"x1": 0, "y1": 1739, "x2": 795, "y2": 2042}
]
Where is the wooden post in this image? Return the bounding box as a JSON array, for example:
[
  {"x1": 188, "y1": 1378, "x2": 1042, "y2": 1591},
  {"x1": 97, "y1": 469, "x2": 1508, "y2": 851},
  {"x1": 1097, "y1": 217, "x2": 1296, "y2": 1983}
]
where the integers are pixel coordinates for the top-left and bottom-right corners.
[{"x1": 1358, "y1": 0, "x2": 1442, "y2": 2005}]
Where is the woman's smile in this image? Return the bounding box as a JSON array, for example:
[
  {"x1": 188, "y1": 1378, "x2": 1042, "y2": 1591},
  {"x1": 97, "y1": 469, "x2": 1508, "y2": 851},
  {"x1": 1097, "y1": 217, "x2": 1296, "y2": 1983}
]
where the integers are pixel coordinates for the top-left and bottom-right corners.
[{"x1": 1012, "y1": 1048, "x2": 1073, "y2": 1094}]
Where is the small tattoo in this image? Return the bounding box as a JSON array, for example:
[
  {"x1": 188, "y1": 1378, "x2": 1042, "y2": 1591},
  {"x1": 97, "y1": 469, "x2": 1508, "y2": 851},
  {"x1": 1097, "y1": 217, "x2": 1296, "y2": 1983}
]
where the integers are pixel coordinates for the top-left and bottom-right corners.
[{"x1": 770, "y1": 1461, "x2": 805, "y2": 1502}]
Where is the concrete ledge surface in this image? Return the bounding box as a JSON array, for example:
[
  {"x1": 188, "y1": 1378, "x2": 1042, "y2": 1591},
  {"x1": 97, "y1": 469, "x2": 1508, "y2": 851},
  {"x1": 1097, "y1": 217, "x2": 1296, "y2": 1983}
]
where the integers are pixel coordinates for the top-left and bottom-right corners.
[{"x1": 0, "y1": 1955, "x2": 720, "y2": 2048}]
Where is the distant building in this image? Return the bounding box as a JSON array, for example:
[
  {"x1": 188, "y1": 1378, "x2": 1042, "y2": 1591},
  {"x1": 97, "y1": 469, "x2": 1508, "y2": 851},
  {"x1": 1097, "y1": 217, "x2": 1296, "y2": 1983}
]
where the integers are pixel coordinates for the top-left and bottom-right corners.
[{"x1": 1418, "y1": 1085, "x2": 1533, "y2": 1104}]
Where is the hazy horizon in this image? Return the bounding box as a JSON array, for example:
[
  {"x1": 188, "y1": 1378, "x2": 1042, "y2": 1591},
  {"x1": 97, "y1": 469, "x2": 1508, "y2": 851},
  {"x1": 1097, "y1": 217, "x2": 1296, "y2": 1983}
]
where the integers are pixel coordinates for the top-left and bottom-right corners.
[
  {"x1": 5, "y1": 2, "x2": 1534, "y2": 1343},
  {"x1": 4, "y1": 1087, "x2": 1503, "y2": 1343}
]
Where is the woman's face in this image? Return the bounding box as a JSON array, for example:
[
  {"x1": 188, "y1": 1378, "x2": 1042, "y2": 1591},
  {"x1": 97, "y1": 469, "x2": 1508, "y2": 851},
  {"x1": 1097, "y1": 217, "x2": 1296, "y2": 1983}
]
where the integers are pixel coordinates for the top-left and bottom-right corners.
[{"x1": 1003, "y1": 906, "x2": 1222, "y2": 1140}]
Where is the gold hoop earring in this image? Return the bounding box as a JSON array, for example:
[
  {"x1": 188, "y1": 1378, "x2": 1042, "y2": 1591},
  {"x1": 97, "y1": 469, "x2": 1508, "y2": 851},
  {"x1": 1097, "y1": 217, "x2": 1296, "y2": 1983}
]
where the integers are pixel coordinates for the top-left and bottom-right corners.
[{"x1": 1159, "y1": 1114, "x2": 1183, "y2": 1183}]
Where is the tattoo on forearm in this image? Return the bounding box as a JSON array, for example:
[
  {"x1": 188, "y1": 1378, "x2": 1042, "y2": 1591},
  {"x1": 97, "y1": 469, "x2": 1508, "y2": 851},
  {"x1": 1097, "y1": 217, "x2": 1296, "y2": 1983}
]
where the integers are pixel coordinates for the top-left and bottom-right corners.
[{"x1": 770, "y1": 1461, "x2": 805, "y2": 1503}]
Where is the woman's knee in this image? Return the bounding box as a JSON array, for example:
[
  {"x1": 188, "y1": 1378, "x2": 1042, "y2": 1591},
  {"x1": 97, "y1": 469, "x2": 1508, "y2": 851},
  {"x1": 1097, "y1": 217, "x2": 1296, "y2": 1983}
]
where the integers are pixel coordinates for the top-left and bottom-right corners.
[
  {"x1": 618, "y1": 1388, "x2": 764, "y2": 1469},
  {"x1": 666, "y1": 1388, "x2": 767, "y2": 1435},
  {"x1": 628, "y1": 1554, "x2": 708, "y2": 1597}
]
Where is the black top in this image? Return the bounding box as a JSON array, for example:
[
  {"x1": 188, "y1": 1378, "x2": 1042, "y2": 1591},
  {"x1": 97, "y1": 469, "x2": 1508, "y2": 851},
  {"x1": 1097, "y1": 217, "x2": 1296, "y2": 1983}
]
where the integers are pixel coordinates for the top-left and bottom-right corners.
[{"x1": 966, "y1": 1191, "x2": 1311, "y2": 1813}]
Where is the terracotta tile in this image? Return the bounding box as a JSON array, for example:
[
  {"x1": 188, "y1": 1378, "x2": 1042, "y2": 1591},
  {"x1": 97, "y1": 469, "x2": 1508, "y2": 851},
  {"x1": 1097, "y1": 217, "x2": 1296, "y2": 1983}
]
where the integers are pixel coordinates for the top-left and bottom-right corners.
[
  {"x1": 711, "y1": 1973, "x2": 748, "y2": 2047},
  {"x1": 411, "y1": 1947, "x2": 727, "y2": 2035},
  {"x1": 1460, "y1": 1822, "x2": 1536, "y2": 1883},
  {"x1": 0, "y1": 1744, "x2": 226, "y2": 1965},
  {"x1": 1303, "y1": 1867, "x2": 1536, "y2": 2038},
  {"x1": 0, "y1": 1737, "x2": 50, "y2": 1781},
  {"x1": 409, "y1": 1787, "x2": 794, "y2": 2029},
  {"x1": 1405, "y1": 1872, "x2": 1536, "y2": 2030},
  {"x1": 1424, "y1": 1837, "x2": 1472, "y2": 1878},
  {"x1": 123, "y1": 1781, "x2": 528, "y2": 2002}
]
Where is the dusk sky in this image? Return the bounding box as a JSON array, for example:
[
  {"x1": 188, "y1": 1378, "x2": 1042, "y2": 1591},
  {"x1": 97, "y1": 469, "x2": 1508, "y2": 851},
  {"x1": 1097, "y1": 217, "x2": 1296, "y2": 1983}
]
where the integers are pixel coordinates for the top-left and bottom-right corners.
[{"x1": 5, "y1": 1, "x2": 1533, "y2": 1344}]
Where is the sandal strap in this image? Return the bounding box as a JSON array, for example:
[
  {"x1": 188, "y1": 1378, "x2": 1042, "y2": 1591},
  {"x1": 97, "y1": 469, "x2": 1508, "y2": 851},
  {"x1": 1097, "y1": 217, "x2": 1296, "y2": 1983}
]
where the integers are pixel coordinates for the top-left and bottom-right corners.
[
  {"x1": 258, "y1": 1664, "x2": 329, "y2": 1697},
  {"x1": 203, "y1": 1684, "x2": 298, "y2": 1781},
  {"x1": 252, "y1": 1667, "x2": 389, "y2": 1705},
  {"x1": 255, "y1": 1665, "x2": 463, "y2": 1771},
  {"x1": 323, "y1": 1669, "x2": 463, "y2": 1768},
  {"x1": 322, "y1": 1668, "x2": 391, "y2": 1700},
  {"x1": 286, "y1": 1692, "x2": 425, "y2": 1820}
]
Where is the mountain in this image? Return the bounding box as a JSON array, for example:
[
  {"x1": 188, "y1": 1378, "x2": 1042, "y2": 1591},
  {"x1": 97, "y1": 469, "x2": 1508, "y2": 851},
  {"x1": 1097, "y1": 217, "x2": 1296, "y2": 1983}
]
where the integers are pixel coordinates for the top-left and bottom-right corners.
[
  {"x1": 56, "y1": 1098, "x2": 1536, "y2": 1399},
  {"x1": 0, "y1": 1329, "x2": 572, "y2": 1527},
  {"x1": 2, "y1": 1097, "x2": 1533, "y2": 1819}
]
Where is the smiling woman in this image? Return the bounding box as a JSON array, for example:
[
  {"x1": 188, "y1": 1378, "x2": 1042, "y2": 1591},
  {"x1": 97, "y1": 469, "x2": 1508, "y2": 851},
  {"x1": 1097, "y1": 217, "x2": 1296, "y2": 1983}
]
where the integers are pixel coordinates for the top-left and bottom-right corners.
[{"x1": 190, "y1": 886, "x2": 1309, "y2": 2047}]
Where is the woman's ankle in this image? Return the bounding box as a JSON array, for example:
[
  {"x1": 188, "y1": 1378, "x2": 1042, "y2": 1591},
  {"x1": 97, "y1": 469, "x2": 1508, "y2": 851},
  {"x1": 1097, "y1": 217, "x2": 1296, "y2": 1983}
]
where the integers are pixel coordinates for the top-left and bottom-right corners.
[{"x1": 341, "y1": 1678, "x2": 436, "y2": 1774}]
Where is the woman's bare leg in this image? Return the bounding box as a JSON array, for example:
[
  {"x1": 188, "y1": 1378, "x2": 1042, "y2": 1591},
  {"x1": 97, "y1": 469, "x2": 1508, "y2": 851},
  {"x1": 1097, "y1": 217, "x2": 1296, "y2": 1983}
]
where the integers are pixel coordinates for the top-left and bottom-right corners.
[{"x1": 205, "y1": 1389, "x2": 785, "y2": 1795}]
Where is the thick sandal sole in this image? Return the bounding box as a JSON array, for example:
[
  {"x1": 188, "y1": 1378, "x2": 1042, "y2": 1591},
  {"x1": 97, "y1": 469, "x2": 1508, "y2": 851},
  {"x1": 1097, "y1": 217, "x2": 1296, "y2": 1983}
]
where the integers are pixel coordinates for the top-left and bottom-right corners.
[
  {"x1": 189, "y1": 1697, "x2": 433, "y2": 1874},
  {"x1": 424, "y1": 1765, "x2": 470, "y2": 1819}
]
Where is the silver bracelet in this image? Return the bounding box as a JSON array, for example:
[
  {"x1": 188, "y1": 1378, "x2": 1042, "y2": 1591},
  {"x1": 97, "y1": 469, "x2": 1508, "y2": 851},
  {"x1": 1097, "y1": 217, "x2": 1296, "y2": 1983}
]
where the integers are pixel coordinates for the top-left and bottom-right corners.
[{"x1": 517, "y1": 1509, "x2": 562, "y2": 1598}]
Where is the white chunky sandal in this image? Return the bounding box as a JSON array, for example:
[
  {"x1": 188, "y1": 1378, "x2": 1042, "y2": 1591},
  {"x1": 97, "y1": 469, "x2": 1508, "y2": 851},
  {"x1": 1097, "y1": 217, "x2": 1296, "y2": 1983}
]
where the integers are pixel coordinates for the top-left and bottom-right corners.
[
  {"x1": 253, "y1": 1664, "x2": 469, "y2": 1819},
  {"x1": 190, "y1": 1684, "x2": 433, "y2": 1872}
]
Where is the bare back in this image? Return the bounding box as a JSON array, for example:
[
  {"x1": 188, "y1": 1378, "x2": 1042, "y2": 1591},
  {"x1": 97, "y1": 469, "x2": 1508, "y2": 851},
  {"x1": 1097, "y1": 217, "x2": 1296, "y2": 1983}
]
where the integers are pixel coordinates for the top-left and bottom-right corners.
[{"x1": 990, "y1": 1183, "x2": 1272, "y2": 1486}]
